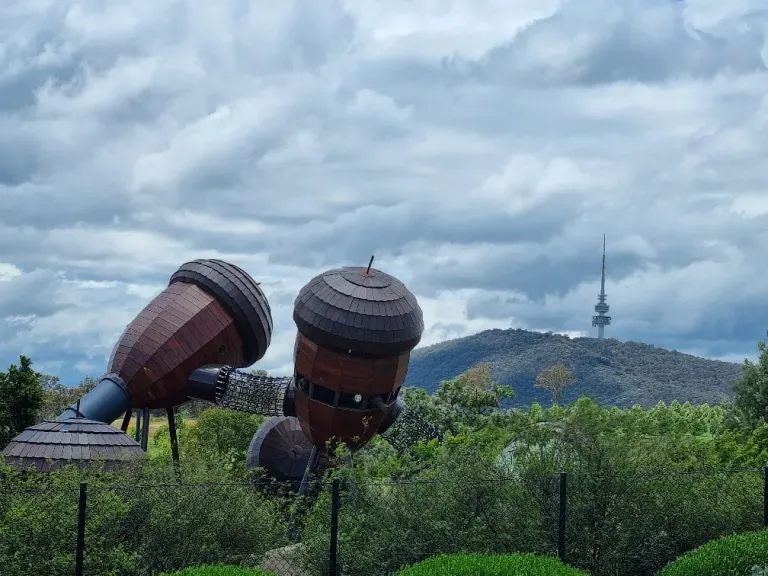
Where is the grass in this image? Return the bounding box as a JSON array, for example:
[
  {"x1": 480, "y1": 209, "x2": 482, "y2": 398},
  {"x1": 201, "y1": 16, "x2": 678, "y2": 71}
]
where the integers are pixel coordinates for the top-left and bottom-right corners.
[
  {"x1": 110, "y1": 415, "x2": 170, "y2": 435},
  {"x1": 397, "y1": 553, "x2": 589, "y2": 575},
  {"x1": 110, "y1": 415, "x2": 198, "y2": 458}
]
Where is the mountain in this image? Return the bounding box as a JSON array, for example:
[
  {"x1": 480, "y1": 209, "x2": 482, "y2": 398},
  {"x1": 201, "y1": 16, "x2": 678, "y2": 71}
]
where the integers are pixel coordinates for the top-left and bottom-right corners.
[{"x1": 404, "y1": 328, "x2": 744, "y2": 408}]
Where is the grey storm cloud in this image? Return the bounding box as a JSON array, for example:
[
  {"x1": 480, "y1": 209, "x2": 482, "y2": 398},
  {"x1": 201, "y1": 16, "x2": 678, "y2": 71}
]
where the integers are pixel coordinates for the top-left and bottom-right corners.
[{"x1": 1, "y1": 0, "x2": 768, "y2": 383}]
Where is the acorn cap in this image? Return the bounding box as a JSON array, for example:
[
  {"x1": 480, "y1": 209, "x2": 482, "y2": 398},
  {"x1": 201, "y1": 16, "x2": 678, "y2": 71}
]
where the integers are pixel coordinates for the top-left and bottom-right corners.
[
  {"x1": 293, "y1": 266, "x2": 424, "y2": 357},
  {"x1": 170, "y1": 259, "x2": 272, "y2": 366}
]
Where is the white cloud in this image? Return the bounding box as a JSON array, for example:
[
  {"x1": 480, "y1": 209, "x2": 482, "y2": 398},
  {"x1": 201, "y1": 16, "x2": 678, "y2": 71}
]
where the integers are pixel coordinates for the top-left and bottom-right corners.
[{"x1": 0, "y1": 0, "x2": 767, "y2": 384}]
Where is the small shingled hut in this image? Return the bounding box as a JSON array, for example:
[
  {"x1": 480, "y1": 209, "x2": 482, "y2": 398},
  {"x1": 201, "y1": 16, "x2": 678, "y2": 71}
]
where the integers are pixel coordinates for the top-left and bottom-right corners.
[{"x1": 2, "y1": 417, "x2": 146, "y2": 472}]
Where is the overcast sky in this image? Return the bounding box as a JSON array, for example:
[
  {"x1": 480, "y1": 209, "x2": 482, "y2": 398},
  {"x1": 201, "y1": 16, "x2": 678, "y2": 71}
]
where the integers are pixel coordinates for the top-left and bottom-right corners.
[{"x1": 1, "y1": 0, "x2": 767, "y2": 384}]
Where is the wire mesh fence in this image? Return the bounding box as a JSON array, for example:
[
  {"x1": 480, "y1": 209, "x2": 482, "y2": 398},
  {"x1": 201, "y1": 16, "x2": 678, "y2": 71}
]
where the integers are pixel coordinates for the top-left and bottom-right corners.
[
  {"x1": 0, "y1": 467, "x2": 766, "y2": 576},
  {"x1": 0, "y1": 482, "x2": 79, "y2": 576}
]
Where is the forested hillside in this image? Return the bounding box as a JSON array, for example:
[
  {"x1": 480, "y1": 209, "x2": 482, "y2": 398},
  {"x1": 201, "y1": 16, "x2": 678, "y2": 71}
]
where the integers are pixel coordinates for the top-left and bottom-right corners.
[{"x1": 405, "y1": 328, "x2": 744, "y2": 408}]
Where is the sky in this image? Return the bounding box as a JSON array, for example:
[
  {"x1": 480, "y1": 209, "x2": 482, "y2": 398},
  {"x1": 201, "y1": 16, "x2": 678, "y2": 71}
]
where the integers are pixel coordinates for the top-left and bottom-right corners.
[{"x1": 1, "y1": 0, "x2": 767, "y2": 385}]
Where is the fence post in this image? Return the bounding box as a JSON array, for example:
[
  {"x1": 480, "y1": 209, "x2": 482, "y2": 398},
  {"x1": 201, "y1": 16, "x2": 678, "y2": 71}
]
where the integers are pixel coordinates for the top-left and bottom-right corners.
[
  {"x1": 76, "y1": 481, "x2": 88, "y2": 576},
  {"x1": 763, "y1": 466, "x2": 768, "y2": 528},
  {"x1": 558, "y1": 471, "x2": 567, "y2": 563},
  {"x1": 330, "y1": 478, "x2": 340, "y2": 576}
]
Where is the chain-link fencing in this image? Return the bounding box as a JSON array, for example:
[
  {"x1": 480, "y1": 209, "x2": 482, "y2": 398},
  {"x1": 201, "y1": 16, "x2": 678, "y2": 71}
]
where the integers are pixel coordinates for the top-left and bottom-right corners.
[{"x1": 0, "y1": 467, "x2": 766, "y2": 576}]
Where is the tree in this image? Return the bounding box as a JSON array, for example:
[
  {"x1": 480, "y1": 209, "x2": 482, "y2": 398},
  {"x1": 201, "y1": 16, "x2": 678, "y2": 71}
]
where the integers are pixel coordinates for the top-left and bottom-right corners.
[
  {"x1": 730, "y1": 338, "x2": 768, "y2": 428},
  {"x1": 534, "y1": 364, "x2": 575, "y2": 406},
  {"x1": 0, "y1": 355, "x2": 45, "y2": 448},
  {"x1": 430, "y1": 362, "x2": 514, "y2": 431},
  {"x1": 38, "y1": 375, "x2": 99, "y2": 420}
]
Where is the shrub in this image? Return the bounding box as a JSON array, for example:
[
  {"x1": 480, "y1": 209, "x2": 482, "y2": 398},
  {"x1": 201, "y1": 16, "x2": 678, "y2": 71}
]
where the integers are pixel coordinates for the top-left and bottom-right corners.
[
  {"x1": 161, "y1": 567, "x2": 273, "y2": 576},
  {"x1": 658, "y1": 530, "x2": 768, "y2": 576},
  {"x1": 396, "y1": 553, "x2": 589, "y2": 575}
]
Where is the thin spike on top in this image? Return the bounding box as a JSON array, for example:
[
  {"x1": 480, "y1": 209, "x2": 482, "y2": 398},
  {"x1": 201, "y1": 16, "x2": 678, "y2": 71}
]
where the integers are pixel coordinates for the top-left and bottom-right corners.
[{"x1": 365, "y1": 255, "x2": 375, "y2": 275}]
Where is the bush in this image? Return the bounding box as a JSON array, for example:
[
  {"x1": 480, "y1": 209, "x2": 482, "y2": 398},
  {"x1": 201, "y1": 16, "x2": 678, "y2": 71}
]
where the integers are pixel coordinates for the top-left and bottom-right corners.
[
  {"x1": 658, "y1": 530, "x2": 768, "y2": 576},
  {"x1": 397, "y1": 553, "x2": 589, "y2": 575},
  {"x1": 161, "y1": 567, "x2": 273, "y2": 576}
]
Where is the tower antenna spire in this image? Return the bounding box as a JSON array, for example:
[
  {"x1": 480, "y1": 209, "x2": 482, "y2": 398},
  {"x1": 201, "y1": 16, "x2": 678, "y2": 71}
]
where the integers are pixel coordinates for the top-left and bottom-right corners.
[{"x1": 592, "y1": 233, "x2": 611, "y2": 339}]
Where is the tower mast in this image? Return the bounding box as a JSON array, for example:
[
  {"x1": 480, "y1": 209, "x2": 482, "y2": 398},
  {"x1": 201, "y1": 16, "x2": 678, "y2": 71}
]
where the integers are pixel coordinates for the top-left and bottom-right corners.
[{"x1": 592, "y1": 233, "x2": 611, "y2": 339}]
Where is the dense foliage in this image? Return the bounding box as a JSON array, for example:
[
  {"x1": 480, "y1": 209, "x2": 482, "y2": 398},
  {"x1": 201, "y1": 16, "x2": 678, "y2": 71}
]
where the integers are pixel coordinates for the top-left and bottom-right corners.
[
  {"x1": 405, "y1": 328, "x2": 742, "y2": 407},
  {"x1": 38, "y1": 375, "x2": 98, "y2": 420},
  {"x1": 1, "y1": 337, "x2": 768, "y2": 576},
  {"x1": 396, "y1": 553, "x2": 589, "y2": 575},
  {"x1": 657, "y1": 530, "x2": 768, "y2": 576},
  {"x1": 0, "y1": 355, "x2": 44, "y2": 447},
  {"x1": 731, "y1": 339, "x2": 768, "y2": 427},
  {"x1": 0, "y1": 457, "x2": 288, "y2": 576}
]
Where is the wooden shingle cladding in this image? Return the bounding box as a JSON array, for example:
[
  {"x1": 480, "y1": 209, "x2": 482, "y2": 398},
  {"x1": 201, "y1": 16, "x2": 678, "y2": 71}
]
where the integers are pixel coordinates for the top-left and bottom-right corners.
[
  {"x1": 169, "y1": 259, "x2": 272, "y2": 365},
  {"x1": 2, "y1": 418, "x2": 145, "y2": 471},
  {"x1": 290, "y1": 265, "x2": 424, "y2": 450},
  {"x1": 293, "y1": 388, "x2": 386, "y2": 450},
  {"x1": 107, "y1": 282, "x2": 245, "y2": 409},
  {"x1": 292, "y1": 266, "x2": 424, "y2": 357},
  {"x1": 106, "y1": 258, "x2": 274, "y2": 410},
  {"x1": 294, "y1": 334, "x2": 409, "y2": 395}
]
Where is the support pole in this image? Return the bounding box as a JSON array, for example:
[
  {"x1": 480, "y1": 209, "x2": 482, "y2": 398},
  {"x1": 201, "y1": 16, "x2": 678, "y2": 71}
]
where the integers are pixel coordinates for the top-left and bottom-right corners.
[
  {"x1": 134, "y1": 410, "x2": 142, "y2": 443},
  {"x1": 167, "y1": 408, "x2": 180, "y2": 466},
  {"x1": 120, "y1": 410, "x2": 132, "y2": 432},
  {"x1": 329, "y1": 478, "x2": 340, "y2": 576},
  {"x1": 141, "y1": 407, "x2": 150, "y2": 452},
  {"x1": 75, "y1": 481, "x2": 88, "y2": 576},
  {"x1": 298, "y1": 447, "x2": 319, "y2": 496},
  {"x1": 763, "y1": 466, "x2": 768, "y2": 527},
  {"x1": 558, "y1": 471, "x2": 567, "y2": 563}
]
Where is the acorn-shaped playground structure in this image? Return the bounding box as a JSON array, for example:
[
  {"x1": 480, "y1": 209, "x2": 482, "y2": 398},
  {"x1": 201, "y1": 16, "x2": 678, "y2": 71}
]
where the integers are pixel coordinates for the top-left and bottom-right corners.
[
  {"x1": 291, "y1": 259, "x2": 424, "y2": 450},
  {"x1": 58, "y1": 259, "x2": 273, "y2": 423}
]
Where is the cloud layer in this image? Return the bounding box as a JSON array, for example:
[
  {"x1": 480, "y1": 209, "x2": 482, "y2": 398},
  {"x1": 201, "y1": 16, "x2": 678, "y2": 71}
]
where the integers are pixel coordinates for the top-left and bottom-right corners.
[{"x1": 1, "y1": 0, "x2": 767, "y2": 383}]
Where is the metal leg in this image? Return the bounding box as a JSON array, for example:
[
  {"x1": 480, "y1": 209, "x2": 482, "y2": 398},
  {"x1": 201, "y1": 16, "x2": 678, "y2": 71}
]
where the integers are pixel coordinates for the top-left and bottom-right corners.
[
  {"x1": 298, "y1": 447, "x2": 319, "y2": 496},
  {"x1": 141, "y1": 407, "x2": 150, "y2": 452},
  {"x1": 134, "y1": 411, "x2": 142, "y2": 443},
  {"x1": 120, "y1": 410, "x2": 132, "y2": 432},
  {"x1": 167, "y1": 408, "x2": 180, "y2": 465}
]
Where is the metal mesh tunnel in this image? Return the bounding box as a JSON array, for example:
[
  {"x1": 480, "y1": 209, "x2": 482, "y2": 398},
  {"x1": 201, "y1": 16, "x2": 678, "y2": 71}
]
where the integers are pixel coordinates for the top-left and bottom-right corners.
[
  {"x1": 215, "y1": 369, "x2": 293, "y2": 416},
  {"x1": 380, "y1": 402, "x2": 442, "y2": 453}
]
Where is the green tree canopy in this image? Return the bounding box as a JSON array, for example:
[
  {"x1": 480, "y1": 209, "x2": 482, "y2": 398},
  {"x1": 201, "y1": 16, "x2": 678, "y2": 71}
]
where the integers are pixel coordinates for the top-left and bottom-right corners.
[
  {"x1": 407, "y1": 362, "x2": 514, "y2": 433},
  {"x1": 730, "y1": 338, "x2": 768, "y2": 428},
  {"x1": 0, "y1": 355, "x2": 45, "y2": 448},
  {"x1": 534, "y1": 364, "x2": 576, "y2": 406},
  {"x1": 38, "y1": 375, "x2": 99, "y2": 421}
]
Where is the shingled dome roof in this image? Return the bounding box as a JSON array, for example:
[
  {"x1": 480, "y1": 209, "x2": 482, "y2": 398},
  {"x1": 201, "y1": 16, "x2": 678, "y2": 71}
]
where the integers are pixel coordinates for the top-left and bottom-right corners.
[
  {"x1": 293, "y1": 266, "x2": 424, "y2": 357},
  {"x1": 169, "y1": 259, "x2": 273, "y2": 366},
  {"x1": 2, "y1": 418, "x2": 146, "y2": 472}
]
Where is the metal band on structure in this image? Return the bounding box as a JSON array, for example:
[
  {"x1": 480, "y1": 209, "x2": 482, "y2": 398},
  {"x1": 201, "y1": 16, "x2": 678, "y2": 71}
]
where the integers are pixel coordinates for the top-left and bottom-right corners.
[
  {"x1": 169, "y1": 259, "x2": 273, "y2": 365},
  {"x1": 102, "y1": 372, "x2": 129, "y2": 395}
]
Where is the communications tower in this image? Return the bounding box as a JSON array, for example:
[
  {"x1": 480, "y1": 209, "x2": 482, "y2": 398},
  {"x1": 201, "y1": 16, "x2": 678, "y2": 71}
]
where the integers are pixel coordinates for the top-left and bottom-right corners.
[{"x1": 592, "y1": 234, "x2": 611, "y2": 339}]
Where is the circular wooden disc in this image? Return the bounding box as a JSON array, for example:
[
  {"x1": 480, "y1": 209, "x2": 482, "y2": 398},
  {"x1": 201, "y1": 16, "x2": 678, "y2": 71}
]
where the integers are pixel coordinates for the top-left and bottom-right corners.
[{"x1": 246, "y1": 416, "x2": 314, "y2": 482}]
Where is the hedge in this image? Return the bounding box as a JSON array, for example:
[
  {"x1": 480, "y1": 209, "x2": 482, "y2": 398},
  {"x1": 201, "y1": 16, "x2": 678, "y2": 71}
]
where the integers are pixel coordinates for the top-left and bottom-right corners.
[
  {"x1": 161, "y1": 567, "x2": 273, "y2": 576},
  {"x1": 396, "y1": 553, "x2": 589, "y2": 575},
  {"x1": 658, "y1": 530, "x2": 768, "y2": 576}
]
